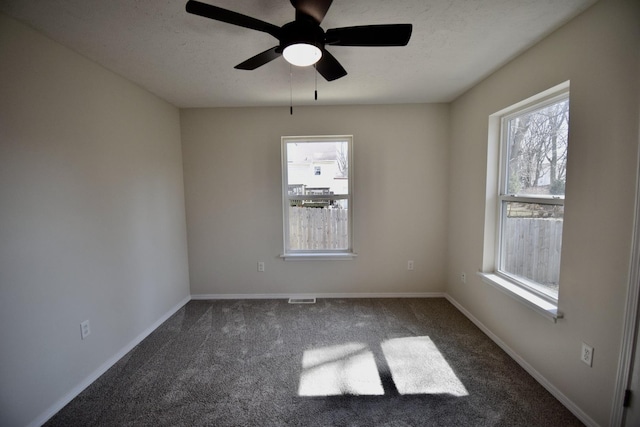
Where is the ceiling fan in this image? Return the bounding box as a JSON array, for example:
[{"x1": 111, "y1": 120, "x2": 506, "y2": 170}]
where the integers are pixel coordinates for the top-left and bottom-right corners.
[{"x1": 185, "y1": 0, "x2": 413, "y2": 81}]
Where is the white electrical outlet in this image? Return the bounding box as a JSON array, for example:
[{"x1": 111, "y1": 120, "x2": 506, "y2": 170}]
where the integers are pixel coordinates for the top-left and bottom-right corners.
[
  {"x1": 257, "y1": 261, "x2": 265, "y2": 272},
  {"x1": 407, "y1": 260, "x2": 414, "y2": 271},
  {"x1": 461, "y1": 272, "x2": 467, "y2": 283},
  {"x1": 581, "y1": 342, "x2": 593, "y2": 367},
  {"x1": 80, "y1": 320, "x2": 91, "y2": 340}
]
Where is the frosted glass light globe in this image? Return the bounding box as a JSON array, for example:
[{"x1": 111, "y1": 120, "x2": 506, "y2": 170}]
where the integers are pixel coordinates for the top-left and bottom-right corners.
[{"x1": 283, "y1": 43, "x2": 322, "y2": 67}]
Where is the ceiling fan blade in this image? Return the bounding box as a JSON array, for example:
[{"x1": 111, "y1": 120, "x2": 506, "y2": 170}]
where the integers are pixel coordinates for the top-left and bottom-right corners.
[
  {"x1": 290, "y1": 0, "x2": 333, "y2": 24},
  {"x1": 186, "y1": 0, "x2": 281, "y2": 39},
  {"x1": 315, "y1": 49, "x2": 347, "y2": 81},
  {"x1": 234, "y1": 46, "x2": 282, "y2": 70},
  {"x1": 325, "y1": 24, "x2": 413, "y2": 46}
]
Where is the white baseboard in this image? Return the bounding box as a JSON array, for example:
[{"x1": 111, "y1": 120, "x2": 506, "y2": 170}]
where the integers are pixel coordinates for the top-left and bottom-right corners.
[
  {"x1": 28, "y1": 295, "x2": 191, "y2": 427},
  {"x1": 191, "y1": 292, "x2": 446, "y2": 300},
  {"x1": 443, "y1": 294, "x2": 600, "y2": 427}
]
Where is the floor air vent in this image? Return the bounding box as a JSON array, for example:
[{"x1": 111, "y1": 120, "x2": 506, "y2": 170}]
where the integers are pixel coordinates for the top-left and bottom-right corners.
[{"x1": 288, "y1": 297, "x2": 316, "y2": 304}]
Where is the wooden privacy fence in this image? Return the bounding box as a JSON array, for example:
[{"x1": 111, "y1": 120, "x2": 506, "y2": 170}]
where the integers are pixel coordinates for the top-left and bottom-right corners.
[
  {"x1": 288, "y1": 207, "x2": 349, "y2": 250},
  {"x1": 288, "y1": 209, "x2": 561, "y2": 285},
  {"x1": 503, "y1": 217, "x2": 563, "y2": 285}
]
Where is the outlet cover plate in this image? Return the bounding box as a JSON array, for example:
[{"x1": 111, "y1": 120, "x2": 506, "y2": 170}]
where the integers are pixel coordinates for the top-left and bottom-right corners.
[
  {"x1": 80, "y1": 320, "x2": 90, "y2": 340},
  {"x1": 581, "y1": 342, "x2": 593, "y2": 367}
]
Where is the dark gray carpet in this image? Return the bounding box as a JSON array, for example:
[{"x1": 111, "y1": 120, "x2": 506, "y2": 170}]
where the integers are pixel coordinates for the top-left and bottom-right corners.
[{"x1": 46, "y1": 298, "x2": 583, "y2": 426}]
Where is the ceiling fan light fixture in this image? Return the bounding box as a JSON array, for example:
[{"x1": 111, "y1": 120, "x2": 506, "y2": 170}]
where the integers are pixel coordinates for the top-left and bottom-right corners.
[
  {"x1": 185, "y1": 0, "x2": 413, "y2": 81},
  {"x1": 283, "y1": 43, "x2": 322, "y2": 67}
]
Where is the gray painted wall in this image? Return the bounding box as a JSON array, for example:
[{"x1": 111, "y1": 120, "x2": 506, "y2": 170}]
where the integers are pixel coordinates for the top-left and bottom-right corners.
[
  {"x1": 181, "y1": 104, "x2": 450, "y2": 297},
  {"x1": 446, "y1": 1, "x2": 640, "y2": 425},
  {"x1": 0, "y1": 14, "x2": 190, "y2": 427}
]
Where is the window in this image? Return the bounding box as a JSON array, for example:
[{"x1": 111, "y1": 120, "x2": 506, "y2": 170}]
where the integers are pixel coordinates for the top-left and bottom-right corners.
[
  {"x1": 281, "y1": 136, "x2": 354, "y2": 259},
  {"x1": 482, "y1": 83, "x2": 569, "y2": 320}
]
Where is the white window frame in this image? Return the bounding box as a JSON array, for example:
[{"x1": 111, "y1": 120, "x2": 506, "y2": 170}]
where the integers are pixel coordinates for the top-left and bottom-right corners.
[
  {"x1": 480, "y1": 82, "x2": 570, "y2": 322},
  {"x1": 280, "y1": 135, "x2": 355, "y2": 260}
]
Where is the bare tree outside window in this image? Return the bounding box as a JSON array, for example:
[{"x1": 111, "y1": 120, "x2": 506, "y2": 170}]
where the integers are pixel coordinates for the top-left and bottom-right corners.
[
  {"x1": 507, "y1": 99, "x2": 569, "y2": 196},
  {"x1": 336, "y1": 141, "x2": 348, "y2": 178}
]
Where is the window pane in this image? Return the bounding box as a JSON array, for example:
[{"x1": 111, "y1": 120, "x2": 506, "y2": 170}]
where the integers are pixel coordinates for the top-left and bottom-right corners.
[
  {"x1": 283, "y1": 136, "x2": 352, "y2": 255},
  {"x1": 506, "y1": 98, "x2": 569, "y2": 196},
  {"x1": 287, "y1": 141, "x2": 349, "y2": 196},
  {"x1": 288, "y1": 202, "x2": 349, "y2": 250},
  {"x1": 501, "y1": 202, "x2": 563, "y2": 299}
]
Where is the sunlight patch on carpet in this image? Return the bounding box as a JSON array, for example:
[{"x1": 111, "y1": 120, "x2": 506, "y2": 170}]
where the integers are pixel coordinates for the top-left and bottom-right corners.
[
  {"x1": 298, "y1": 343, "x2": 384, "y2": 396},
  {"x1": 381, "y1": 336, "x2": 468, "y2": 396}
]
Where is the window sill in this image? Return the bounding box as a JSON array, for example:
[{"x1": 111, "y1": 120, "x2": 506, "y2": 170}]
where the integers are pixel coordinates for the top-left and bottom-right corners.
[
  {"x1": 478, "y1": 273, "x2": 563, "y2": 323},
  {"x1": 281, "y1": 252, "x2": 357, "y2": 261}
]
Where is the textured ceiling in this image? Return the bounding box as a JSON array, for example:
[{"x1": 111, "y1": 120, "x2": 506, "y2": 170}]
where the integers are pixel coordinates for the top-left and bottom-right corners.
[{"x1": 0, "y1": 0, "x2": 597, "y2": 108}]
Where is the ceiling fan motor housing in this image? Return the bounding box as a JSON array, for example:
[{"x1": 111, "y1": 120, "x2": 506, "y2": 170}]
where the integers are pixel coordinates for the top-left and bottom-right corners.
[{"x1": 279, "y1": 20, "x2": 325, "y2": 53}]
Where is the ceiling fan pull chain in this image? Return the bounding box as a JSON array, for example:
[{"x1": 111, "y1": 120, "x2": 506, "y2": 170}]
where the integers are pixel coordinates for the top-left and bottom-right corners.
[
  {"x1": 290, "y1": 64, "x2": 293, "y2": 115},
  {"x1": 314, "y1": 64, "x2": 318, "y2": 101}
]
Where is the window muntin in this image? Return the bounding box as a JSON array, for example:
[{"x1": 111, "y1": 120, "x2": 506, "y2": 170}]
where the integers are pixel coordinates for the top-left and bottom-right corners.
[
  {"x1": 497, "y1": 94, "x2": 569, "y2": 301},
  {"x1": 282, "y1": 136, "x2": 353, "y2": 256}
]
